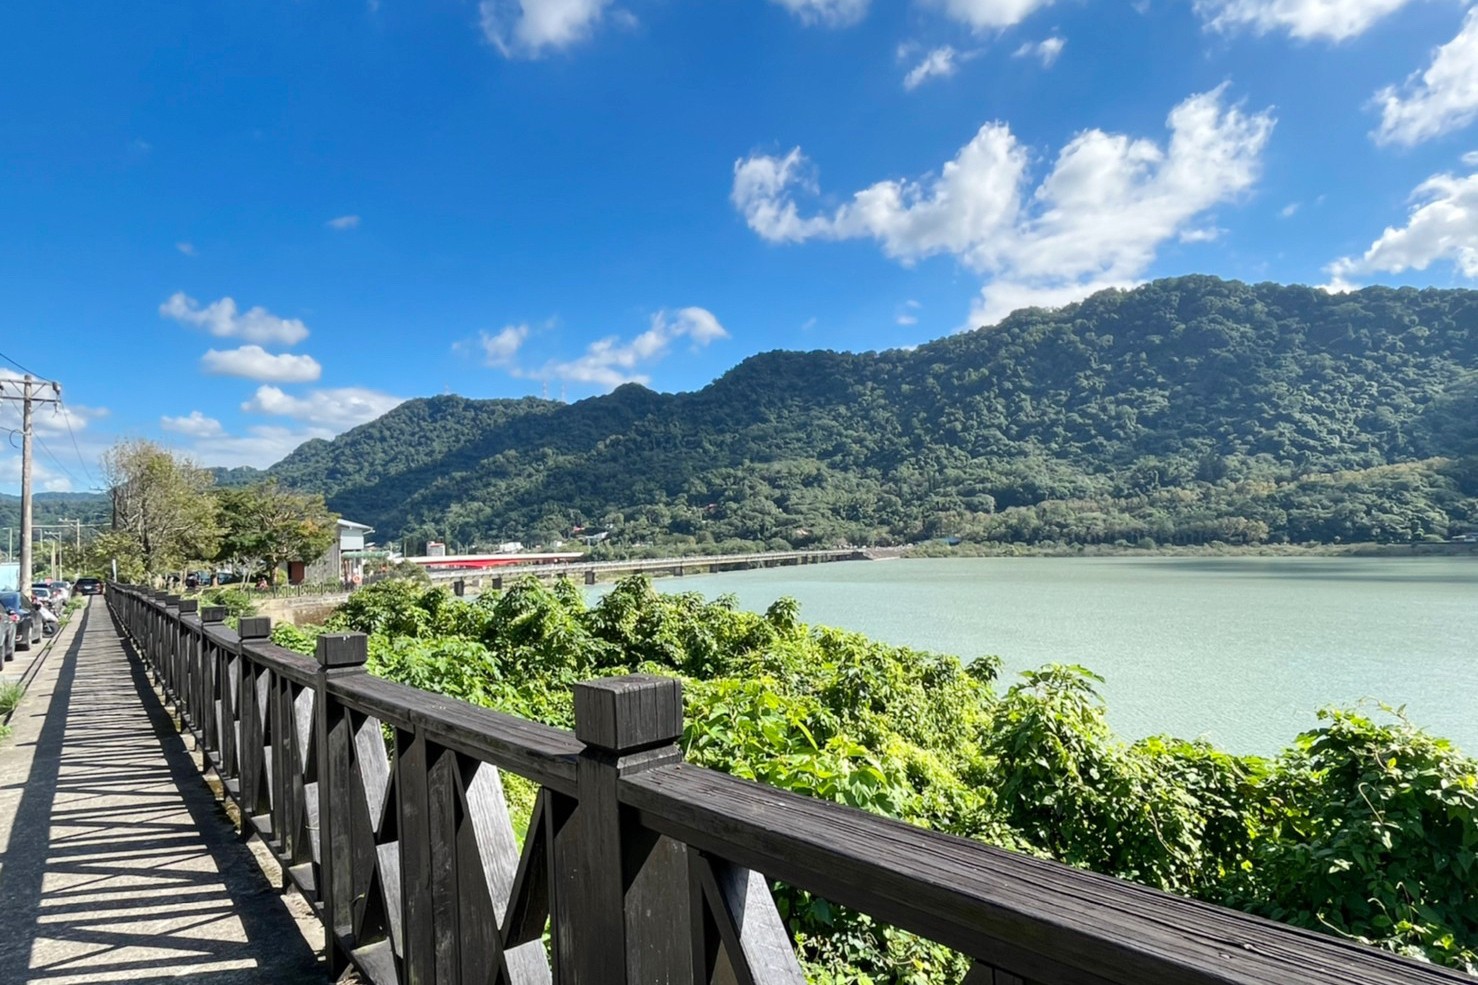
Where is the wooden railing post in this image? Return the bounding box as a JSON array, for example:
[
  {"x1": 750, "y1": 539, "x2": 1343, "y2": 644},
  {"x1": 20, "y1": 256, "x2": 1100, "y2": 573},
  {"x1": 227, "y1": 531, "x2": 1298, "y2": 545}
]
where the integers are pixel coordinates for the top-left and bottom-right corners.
[
  {"x1": 314, "y1": 632, "x2": 370, "y2": 977},
  {"x1": 179, "y1": 600, "x2": 200, "y2": 733},
  {"x1": 163, "y1": 595, "x2": 182, "y2": 706},
  {"x1": 199, "y1": 606, "x2": 226, "y2": 762},
  {"x1": 236, "y1": 616, "x2": 274, "y2": 828},
  {"x1": 563, "y1": 674, "x2": 689, "y2": 985}
]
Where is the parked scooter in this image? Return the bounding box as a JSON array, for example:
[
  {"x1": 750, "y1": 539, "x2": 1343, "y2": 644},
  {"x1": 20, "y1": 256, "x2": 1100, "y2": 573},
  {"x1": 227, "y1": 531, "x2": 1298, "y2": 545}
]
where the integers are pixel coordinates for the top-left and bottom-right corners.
[{"x1": 34, "y1": 595, "x2": 59, "y2": 636}]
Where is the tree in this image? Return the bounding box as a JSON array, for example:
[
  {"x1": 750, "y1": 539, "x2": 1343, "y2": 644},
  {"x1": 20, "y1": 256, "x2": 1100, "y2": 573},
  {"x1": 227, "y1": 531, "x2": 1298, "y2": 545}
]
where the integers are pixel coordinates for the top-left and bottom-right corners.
[
  {"x1": 214, "y1": 480, "x2": 338, "y2": 579},
  {"x1": 102, "y1": 440, "x2": 221, "y2": 578}
]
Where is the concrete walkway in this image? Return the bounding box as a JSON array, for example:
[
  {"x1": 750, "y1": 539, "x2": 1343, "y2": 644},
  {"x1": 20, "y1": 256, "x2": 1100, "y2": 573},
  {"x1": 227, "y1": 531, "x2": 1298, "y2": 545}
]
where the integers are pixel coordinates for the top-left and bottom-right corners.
[{"x1": 0, "y1": 598, "x2": 334, "y2": 984}]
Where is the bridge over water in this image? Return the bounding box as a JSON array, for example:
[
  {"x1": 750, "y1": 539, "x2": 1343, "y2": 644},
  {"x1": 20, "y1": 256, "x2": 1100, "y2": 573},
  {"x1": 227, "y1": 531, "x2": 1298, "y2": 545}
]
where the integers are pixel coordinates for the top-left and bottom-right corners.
[
  {"x1": 423, "y1": 548, "x2": 870, "y2": 588},
  {"x1": 0, "y1": 593, "x2": 1463, "y2": 985}
]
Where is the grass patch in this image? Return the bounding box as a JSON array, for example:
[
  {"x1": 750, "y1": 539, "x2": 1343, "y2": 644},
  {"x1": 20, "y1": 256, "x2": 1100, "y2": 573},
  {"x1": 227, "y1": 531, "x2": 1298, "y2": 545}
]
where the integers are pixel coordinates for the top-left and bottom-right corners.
[{"x1": 0, "y1": 682, "x2": 25, "y2": 717}]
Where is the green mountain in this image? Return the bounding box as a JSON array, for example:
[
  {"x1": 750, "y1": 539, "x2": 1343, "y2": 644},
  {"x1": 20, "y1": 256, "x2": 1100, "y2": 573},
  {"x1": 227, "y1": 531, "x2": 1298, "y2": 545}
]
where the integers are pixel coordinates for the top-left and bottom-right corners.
[
  {"x1": 263, "y1": 276, "x2": 1478, "y2": 550},
  {"x1": 0, "y1": 491, "x2": 111, "y2": 531}
]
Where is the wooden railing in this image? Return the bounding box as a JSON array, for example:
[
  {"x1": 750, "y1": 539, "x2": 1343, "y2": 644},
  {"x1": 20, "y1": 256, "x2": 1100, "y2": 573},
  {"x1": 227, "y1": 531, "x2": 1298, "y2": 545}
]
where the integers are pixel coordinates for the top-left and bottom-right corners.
[{"x1": 106, "y1": 584, "x2": 1467, "y2": 985}]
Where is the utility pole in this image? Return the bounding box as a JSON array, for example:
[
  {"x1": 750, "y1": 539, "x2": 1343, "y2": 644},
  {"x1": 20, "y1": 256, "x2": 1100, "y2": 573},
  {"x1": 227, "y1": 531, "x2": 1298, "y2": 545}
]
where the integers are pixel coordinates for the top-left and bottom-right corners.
[{"x1": 0, "y1": 374, "x2": 62, "y2": 594}]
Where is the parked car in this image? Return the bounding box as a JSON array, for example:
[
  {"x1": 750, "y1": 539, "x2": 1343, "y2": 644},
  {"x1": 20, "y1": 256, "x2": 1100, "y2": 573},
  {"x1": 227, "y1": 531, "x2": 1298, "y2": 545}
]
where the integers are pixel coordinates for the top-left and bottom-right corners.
[
  {"x1": 31, "y1": 586, "x2": 54, "y2": 611},
  {"x1": 74, "y1": 578, "x2": 103, "y2": 596},
  {"x1": 0, "y1": 612, "x2": 13, "y2": 662},
  {"x1": 0, "y1": 592, "x2": 39, "y2": 651},
  {"x1": 48, "y1": 581, "x2": 70, "y2": 603}
]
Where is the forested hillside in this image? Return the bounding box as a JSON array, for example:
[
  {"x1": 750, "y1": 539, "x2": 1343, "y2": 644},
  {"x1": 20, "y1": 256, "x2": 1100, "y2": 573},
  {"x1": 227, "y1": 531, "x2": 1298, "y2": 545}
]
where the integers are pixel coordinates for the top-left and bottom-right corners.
[
  {"x1": 0, "y1": 491, "x2": 110, "y2": 532},
  {"x1": 265, "y1": 276, "x2": 1478, "y2": 550}
]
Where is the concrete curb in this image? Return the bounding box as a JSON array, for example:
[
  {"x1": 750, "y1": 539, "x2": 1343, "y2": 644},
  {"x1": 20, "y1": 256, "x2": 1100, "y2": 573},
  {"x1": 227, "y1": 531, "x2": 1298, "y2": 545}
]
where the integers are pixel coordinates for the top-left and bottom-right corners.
[{"x1": 0, "y1": 603, "x2": 82, "y2": 729}]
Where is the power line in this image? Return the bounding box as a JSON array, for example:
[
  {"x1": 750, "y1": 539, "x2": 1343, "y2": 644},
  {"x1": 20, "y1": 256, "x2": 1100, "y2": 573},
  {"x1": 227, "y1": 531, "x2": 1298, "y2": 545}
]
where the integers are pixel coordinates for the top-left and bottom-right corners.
[
  {"x1": 35, "y1": 435, "x2": 80, "y2": 487},
  {"x1": 56, "y1": 401, "x2": 98, "y2": 487},
  {"x1": 0, "y1": 349, "x2": 53, "y2": 384}
]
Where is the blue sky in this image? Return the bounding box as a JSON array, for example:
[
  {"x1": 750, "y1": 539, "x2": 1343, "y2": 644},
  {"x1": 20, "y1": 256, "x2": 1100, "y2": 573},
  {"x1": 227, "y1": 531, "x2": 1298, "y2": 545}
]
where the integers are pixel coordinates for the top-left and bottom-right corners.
[{"x1": 2, "y1": 0, "x2": 1477, "y2": 487}]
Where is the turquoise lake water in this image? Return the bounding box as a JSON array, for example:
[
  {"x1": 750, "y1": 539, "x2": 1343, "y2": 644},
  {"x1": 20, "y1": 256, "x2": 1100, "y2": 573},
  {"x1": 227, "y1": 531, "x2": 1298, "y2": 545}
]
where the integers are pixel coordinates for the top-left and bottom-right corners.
[{"x1": 592, "y1": 556, "x2": 1478, "y2": 757}]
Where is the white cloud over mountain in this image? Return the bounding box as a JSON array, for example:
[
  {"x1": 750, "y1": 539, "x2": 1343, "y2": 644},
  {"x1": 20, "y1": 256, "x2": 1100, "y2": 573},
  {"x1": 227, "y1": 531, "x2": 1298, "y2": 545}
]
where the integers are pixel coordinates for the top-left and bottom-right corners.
[
  {"x1": 201, "y1": 346, "x2": 323, "y2": 383},
  {"x1": 734, "y1": 86, "x2": 1274, "y2": 325},
  {"x1": 161, "y1": 411, "x2": 227, "y2": 439},
  {"x1": 160, "y1": 292, "x2": 310, "y2": 346},
  {"x1": 458, "y1": 309, "x2": 728, "y2": 390},
  {"x1": 474, "y1": 325, "x2": 530, "y2": 368},
  {"x1": 529, "y1": 307, "x2": 729, "y2": 389},
  {"x1": 242, "y1": 385, "x2": 406, "y2": 432},
  {"x1": 1325, "y1": 168, "x2": 1478, "y2": 289},
  {"x1": 1373, "y1": 8, "x2": 1478, "y2": 147}
]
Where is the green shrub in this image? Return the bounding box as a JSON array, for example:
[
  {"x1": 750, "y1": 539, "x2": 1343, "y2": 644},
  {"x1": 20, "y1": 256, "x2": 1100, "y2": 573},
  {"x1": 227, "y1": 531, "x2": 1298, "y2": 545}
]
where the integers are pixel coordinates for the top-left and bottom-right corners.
[
  {"x1": 320, "y1": 574, "x2": 1478, "y2": 980},
  {"x1": 200, "y1": 587, "x2": 255, "y2": 619}
]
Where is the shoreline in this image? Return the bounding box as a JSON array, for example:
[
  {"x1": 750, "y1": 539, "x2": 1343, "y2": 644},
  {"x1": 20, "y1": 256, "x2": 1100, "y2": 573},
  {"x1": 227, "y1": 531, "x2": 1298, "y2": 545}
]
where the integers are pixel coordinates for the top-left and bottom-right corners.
[{"x1": 900, "y1": 540, "x2": 1478, "y2": 560}]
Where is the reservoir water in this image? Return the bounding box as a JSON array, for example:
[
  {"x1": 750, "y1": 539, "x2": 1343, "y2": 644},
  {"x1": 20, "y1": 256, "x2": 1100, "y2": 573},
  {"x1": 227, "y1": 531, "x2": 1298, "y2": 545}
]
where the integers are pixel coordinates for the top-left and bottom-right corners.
[{"x1": 592, "y1": 556, "x2": 1478, "y2": 757}]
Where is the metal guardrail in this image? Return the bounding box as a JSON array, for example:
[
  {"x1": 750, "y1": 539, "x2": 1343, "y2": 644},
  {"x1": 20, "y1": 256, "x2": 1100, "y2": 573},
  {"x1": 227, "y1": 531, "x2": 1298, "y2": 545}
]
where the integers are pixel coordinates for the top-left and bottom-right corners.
[{"x1": 106, "y1": 583, "x2": 1467, "y2": 985}]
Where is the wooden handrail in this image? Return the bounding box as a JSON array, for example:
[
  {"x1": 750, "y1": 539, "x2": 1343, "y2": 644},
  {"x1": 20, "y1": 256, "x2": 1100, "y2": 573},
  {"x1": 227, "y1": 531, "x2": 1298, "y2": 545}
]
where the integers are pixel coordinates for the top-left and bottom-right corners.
[{"x1": 103, "y1": 582, "x2": 1470, "y2": 985}]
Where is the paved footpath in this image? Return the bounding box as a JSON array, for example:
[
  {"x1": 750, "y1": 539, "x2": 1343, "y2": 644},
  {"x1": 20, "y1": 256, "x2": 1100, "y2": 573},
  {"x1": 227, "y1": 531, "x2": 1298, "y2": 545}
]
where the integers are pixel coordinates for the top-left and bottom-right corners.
[{"x1": 0, "y1": 598, "x2": 334, "y2": 985}]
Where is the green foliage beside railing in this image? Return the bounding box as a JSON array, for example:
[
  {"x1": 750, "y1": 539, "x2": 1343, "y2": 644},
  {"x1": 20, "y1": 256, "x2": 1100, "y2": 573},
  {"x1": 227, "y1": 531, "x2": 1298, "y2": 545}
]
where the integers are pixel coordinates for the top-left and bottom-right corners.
[{"x1": 277, "y1": 576, "x2": 1478, "y2": 979}]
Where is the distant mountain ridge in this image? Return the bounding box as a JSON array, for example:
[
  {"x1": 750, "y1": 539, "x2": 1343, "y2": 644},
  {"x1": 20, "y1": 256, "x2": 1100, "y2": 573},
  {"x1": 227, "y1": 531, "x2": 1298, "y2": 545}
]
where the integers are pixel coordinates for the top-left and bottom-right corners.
[{"x1": 255, "y1": 276, "x2": 1478, "y2": 548}]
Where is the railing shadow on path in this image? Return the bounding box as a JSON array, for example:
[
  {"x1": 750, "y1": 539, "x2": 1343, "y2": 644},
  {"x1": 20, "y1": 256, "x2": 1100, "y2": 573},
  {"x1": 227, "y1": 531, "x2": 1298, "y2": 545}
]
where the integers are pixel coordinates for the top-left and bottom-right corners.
[{"x1": 0, "y1": 600, "x2": 334, "y2": 985}]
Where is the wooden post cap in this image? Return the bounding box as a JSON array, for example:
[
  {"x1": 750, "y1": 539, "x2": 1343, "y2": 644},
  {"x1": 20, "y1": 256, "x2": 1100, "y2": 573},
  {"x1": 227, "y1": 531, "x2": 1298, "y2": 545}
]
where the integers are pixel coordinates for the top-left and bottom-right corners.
[
  {"x1": 199, "y1": 605, "x2": 227, "y2": 623},
  {"x1": 238, "y1": 616, "x2": 272, "y2": 639},
  {"x1": 178, "y1": 599, "x2": 199, "y2": 614},
  {"x1": 316, "y1": 633, "x2": 369, "y2": 669},
  {"x1": 163, "y1": 594, "x2": 182, "y2": 608},
  {"x1": 574, "y1": 675, "x2": 684, "y2": 752}
]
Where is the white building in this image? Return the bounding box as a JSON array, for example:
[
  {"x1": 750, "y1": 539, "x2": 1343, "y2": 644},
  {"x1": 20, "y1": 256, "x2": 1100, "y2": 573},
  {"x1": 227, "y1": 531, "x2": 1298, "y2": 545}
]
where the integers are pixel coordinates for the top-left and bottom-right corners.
[{"x1": 296, "y1": 519, "x2": 380, "y2": 586}]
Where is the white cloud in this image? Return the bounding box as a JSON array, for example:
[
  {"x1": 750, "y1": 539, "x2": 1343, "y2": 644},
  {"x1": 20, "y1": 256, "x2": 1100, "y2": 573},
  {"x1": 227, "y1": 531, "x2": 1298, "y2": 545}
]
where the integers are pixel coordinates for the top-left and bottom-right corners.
[
  {"x1": 734, "y1": 86, "x2": 1274, "y2": 326},
  {"x1": 530, "y1": 307, "x2": 729, "y2": 389},
  {"x1": 196, "y1": 424, "x2": 340, "y2": 469},
  {"x1": 1465, "y1": 150, "x2": 1478, "y2": 166},
  {"x1": 471, "y1": 324, "x2": 529, "y2": 367},
  {"x1": 161, "y1": 411, "x2": 226, "y2": 439},
  {"x1": 896, "y1": 299, "x2": 922, "y2": 325},
  {"x1": 1325, "y1": 168, "x2": 1478, "y2": 289},
  {"x1": 1279, "y1": 201, "x2": 1300, "y2": 217},
  {"x1": 0, "y1": 391, "x2": 111, "y2": 491},
  {"x1": 242, "y1": 385, "x2": 406, "y2": 431},
  {"x1": 1372, "y1": 9, "x2": 1478, "y2": 147},
  {"x1": 1197, "y1": 0, "x2": 1415, "y2": 41},
  {"x1": 770, "y1": 0, "x2": 869, "y2": 27},
  {"x1": 923, "y1": 0, "x2": 1058, "y2": 31},
  {"x1": 904, "y1": 46, "x2": 963, "y2": 90},
  {"x1": 160, "y1": 292, "x2": 310, "y2": 346},
  {"x1": 1013, "y1": 36, "x2": 1065, "y2": 67},
  {"x1": 201, "y1": 345, "x2": 323, "y2": 383},
  {"x1": 0, "y1": 452, "x2": 76, "y2": 492},
  {"x1": 176, "y1": 242, "x2": 196, "y2": 256},
  {"x1": 1179, "y1": 225, "x2": 1224, "y2": 243},
  {"x1": 479, "y1": 0, "x2": 614, "y2": 57},
  {"x1": 326, "y1": 214, "x2": 361, "y2": 230}
]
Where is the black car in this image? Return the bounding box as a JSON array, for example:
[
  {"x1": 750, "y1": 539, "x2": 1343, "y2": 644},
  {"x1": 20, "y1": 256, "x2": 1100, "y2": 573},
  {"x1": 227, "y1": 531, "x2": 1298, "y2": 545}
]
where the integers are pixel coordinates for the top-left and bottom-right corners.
[
  {"x1": 0, "y1": 591, "x2": 39, "y2": 651},
  {"x1": 0, "y1": 611, "x2": 13, "y2": 662},
  {"x1": 74, "y1": 578, "x2": 104, "y2": 596}
]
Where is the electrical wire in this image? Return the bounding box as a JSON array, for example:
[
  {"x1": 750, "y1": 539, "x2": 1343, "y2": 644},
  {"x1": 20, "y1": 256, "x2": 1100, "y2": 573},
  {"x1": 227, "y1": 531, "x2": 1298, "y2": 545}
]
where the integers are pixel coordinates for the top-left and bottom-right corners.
[
  {"x1": 35, "y1": 435, "x2": 80, "y2": 487},
  {"x1": 0, "y1": 349, "x2": 53, "y2": 383},
  {"x1": 56, "y1": 402, "x2": 98, "y2": 487}
]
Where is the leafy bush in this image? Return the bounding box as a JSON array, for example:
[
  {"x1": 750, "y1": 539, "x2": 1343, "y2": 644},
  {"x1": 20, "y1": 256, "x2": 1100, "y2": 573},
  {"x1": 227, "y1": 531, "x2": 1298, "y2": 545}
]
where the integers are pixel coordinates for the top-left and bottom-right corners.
[
  {"x1": 199, "y1": 587, "x2": 256, "y2": 619},
  {"x1": 322, "y1": 575, "x2": 1478, "y2": 980},
  {"x1": 1226, "y1": 707, "x2": 1478, "y2": 972}
]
